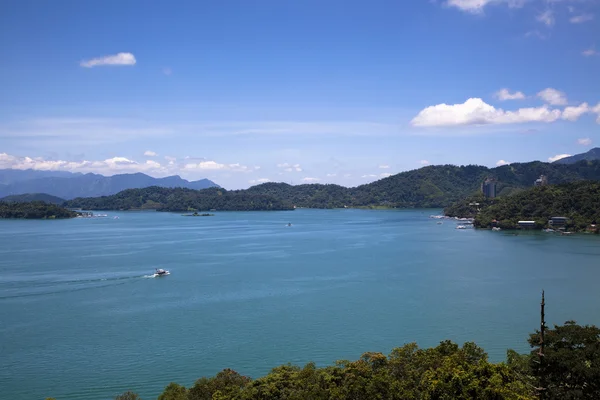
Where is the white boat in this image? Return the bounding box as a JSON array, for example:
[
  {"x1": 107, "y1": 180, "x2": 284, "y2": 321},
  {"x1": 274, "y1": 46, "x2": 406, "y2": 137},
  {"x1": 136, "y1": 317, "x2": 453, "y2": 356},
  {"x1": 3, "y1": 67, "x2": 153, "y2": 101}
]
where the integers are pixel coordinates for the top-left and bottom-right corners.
[
  {"x1": 155, "y1": 268, "x2": 170, "y2": 276},
  {"x1": 492, "y1": 227, "x2": 501, "y2": 231},
  {"x1": 456, "y1": 225, "x2": 467, "y2": 229}
]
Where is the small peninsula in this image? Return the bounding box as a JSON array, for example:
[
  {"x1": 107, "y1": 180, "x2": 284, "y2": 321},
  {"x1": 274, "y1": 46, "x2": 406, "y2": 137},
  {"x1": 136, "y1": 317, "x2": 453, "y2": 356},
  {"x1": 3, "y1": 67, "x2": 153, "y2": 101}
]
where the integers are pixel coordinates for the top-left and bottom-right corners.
[
  {"x1": 445, "y1": 181, "x2": 600, "y2": 232},
  {"x1": 0, "y1": 201, "x2": 78, "y2": 219}
]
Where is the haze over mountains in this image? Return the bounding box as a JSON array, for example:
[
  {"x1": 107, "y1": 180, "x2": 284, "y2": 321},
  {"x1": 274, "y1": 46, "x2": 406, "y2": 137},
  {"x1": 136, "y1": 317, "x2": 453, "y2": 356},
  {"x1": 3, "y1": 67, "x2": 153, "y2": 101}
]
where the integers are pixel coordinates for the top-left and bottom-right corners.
[{"x1": 0, "y1": 170, "x2": 219, "y2": 200}]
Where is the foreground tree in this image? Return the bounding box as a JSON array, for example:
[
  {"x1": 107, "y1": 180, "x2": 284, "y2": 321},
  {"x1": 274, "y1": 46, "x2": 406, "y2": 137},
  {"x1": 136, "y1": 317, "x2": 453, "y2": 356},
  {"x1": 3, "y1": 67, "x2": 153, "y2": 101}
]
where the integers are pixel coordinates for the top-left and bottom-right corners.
[{"x1": 529, "y1": 320, "x2": 600, "y2": 399}]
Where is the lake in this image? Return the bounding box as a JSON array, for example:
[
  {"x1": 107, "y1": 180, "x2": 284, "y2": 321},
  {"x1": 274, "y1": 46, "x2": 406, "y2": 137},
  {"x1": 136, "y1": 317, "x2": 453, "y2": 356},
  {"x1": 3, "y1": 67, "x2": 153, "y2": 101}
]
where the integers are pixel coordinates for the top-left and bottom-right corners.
[{"x1": 1, "y1": 209, "x2": 600, "y2": 400}]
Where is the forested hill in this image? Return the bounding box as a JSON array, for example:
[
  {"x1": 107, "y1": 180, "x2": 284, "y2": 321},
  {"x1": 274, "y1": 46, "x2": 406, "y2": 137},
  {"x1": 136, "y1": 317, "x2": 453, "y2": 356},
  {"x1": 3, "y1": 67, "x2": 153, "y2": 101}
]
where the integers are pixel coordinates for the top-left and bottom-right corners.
[
  {"x1": 0, "y1": 193, "x2": 66, "y2": 204},
  {"x1": 248, "y1": 160, "x2": 600, "y2": 208},
  {"x1": 0, "y1": 201, "x2": 77, "y2": 219},
  {"x1": 63, "y1": 160, "x2": 600, "y2": 210},
  {"x1": 63, "y1": 187, "x2": 294, "y2": 211},
  {"x1": 471, "y1": 181, "x2": 600, "y2": 231}
]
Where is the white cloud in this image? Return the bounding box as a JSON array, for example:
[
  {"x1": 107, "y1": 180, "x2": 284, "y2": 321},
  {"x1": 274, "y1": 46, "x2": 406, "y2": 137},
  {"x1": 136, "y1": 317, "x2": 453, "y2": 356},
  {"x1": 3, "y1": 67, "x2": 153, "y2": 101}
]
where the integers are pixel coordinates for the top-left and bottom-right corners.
[
  {"x1": 378, "y1": 164, "x2": 390, "y2": 169},
  {"x1": 326, "y1": 173, "x2": 337, "y2": 177},
  {"x1": 80, "y1": 52, "x2": 136, "y2": 68},
  {"x1": 495, "y1": 88, "x2": 526, "y2": 101},
  {"x1": 548, "y1": 154, "x2": 571, "y2": 162},
  {"x1": 411, "y1": 98, "x2": 562, "y2": 127},
  {"x1": 537, "y1": 10, "x2": 555, "y2": 27},
  {"x1": 570, "y1": 14, "x2": 593, "y2": 23},
  {"x1": 249, "y1": 178, "x2": 271, "y2": 185},
  {"x1": 379, "y1": 172, "x2": 393, "y2": 178},
  {"x1": 537, "y1": 88, "x2": 567, "y2": 106},
  {"x1": 0, "y1": 153, "x2": 167, "y2": 175},
  {"x1": 164, "y1": 156, "x2": 177, "y2": 162},
  {"x1": 577, "y1": 138, "x2": 592, "y2": 146},
  {"x1": 420, "y1": 160, "x2": 430, "y2": 165},
  {"x1": 496, "y1": 159, "x2": 510, "y2": 166},
  {"x1": 562, "y1": 103, "x2": 590, "y2": 121},
  {"x1": 144, "y1": 150, "x2": 157, "y2": 157},
  {"x1": 361, "y1": 174, "x2": 378, "y2": 178},
  {"x1": 183, "y1": 161, "x2": 251, "y2": 172},
  {"x1": 277, "y1": 162, "x2": 302, "y2": 172},
  {"x1": 444, "y1": 0, "x2": 525, "y2": 14},
  {"x1": 582, "y1": 48, "x2": 599, "y2": 57},
  {"x1": 592, "y1": 103, "x2": 600, "y2": 123},
  {"x1": 302, "y1": 177, "x2": 320, "y2": 183}
]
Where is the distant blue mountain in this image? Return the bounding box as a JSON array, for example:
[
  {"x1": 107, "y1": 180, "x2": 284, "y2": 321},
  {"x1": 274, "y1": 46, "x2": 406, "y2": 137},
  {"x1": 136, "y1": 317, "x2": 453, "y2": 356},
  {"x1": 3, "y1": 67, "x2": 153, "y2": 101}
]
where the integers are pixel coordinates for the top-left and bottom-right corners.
[
  {"x1": 0, "y1": 169, "x2": 81, "y2": 185},
  {"x1": 0, "y1": 169, "x2": 219, "y2": 199}
]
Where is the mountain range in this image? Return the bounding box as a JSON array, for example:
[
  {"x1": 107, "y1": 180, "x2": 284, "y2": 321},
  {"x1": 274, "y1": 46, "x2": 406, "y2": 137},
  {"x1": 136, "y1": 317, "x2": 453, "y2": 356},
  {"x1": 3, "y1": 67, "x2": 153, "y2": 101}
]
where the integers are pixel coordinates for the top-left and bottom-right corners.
[
  {"x1": 65, "y1": 159, "x2": 600, "y2": 210},
  {"x1": 0, "y1": 170, "x2": 219, "y2": 200}
]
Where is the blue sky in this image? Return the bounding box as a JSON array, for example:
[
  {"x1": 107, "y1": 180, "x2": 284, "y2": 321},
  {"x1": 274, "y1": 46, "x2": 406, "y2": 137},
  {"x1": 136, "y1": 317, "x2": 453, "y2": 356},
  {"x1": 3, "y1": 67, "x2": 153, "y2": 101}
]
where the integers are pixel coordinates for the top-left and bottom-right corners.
[{"x1": 1, "y1": 0, "x2": 599, "y2": 189}]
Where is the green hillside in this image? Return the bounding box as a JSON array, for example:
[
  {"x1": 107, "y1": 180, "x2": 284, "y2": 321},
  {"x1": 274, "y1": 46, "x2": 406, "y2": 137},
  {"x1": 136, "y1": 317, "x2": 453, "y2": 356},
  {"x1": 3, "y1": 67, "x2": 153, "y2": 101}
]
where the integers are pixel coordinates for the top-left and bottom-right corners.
[
  {"x1": 63, "y1": 187, "x2": 294, "y2": 211},
  {"x1": 0, "y1": 201, "x2": 77, "y2": 219},
  {"x1": 451, "y1": 181, "x2": 600, "y2": 231},
  {"x1": 0, "y1": 193, "x2": 66, "y2": 204}
]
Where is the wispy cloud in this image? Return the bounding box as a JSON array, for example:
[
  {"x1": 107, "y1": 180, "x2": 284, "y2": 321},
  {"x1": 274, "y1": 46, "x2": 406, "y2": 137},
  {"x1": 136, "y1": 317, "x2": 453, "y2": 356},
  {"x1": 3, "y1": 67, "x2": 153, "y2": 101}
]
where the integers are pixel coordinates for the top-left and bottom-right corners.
[
  {"x1": 80, "y1": 52, "x2": 136, "y2": 68},
  {"x1": 537, "y1": 88, "x2": 567, "y2": 106},
  {"x1": 562, "y1": 103, "x2": 590, "y2": 121},
  {"x1": 577, "y1": 138, "x2": 592, "y2": 146},
  {"x1": 495, "y1": 88, "x2": 526, "y2": 101},
  {"x1": 378, "y1": 164, "x2": 390, "y2": 169},
  {"x1": 496, "y1": 159, "x2": 510, "y2": 166},
  {"x1": 570, "y1": 14, "x2": 594, "y2": 23},
  {"x1": 444, "y1": 0, "x2": 526, "y2": 14},
  {"x1": 144, "y1": 150, "x2": 157, "y2": 157},
  {"x1": 582, "y1": 48, "x2": 599, "y2": 57},
  {"x1": 0, "y1": 152, "x2": 254, "y2": 178},
  {"x1": 302, "y1": 177, "x2": 320, "y2": 183},
  {"x1": 249, "y1": 178, "x2": 270, "y2": 185},
  {"x1": 536, "y1": 10, "x2": 555, "y2": 27},
  {"x1": 548, "y1": 154, "x2": 571, "y2": 162},
  {"x1": 420, "y1": 160, "x2": 430, "y2": 165},
  {"x1": 277, "y1": 162, "x2": 302, "y2": 172}
]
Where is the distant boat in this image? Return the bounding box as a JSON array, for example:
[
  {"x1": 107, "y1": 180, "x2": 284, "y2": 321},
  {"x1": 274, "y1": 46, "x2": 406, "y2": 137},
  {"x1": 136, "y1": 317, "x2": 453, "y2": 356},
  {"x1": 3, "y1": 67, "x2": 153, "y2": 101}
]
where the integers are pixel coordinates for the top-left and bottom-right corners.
[
  {"x1": 155, "y1": 268, "x2": 170, "y2": 276},
  {"x1": 436, "y1": 221, "x2": 443, "y2": 225},
  {"x1": 543, "y1": 228, "x2": 554, "y2": 233},
  {"x1": 492, "y1": 227, "x2": 501, "y2": 231},
  {"x1": 456, "y1": 225, "x2": 467, "y2": 230},
  {"x1": 287, "y1": 223, "x2": 292, "y2": 227}
]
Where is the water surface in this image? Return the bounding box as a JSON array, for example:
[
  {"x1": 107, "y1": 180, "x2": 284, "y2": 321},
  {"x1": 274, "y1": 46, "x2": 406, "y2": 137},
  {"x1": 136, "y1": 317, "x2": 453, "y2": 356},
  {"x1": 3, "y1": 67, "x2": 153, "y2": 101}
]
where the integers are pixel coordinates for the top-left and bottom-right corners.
[{"x1": 1, "y1": 209, "x2": 599, "y2": 400}]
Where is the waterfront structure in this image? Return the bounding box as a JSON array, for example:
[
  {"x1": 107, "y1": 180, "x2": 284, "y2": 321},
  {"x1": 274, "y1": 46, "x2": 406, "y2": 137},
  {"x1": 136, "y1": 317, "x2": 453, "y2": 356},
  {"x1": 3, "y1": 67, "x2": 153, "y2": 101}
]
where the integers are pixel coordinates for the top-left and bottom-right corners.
[
  {"x1": 549, "y1": 216, "x2": 568, "y2": 228},
  {"x1": 518, "y1": 220, "x2": 536, "y2": 229}
]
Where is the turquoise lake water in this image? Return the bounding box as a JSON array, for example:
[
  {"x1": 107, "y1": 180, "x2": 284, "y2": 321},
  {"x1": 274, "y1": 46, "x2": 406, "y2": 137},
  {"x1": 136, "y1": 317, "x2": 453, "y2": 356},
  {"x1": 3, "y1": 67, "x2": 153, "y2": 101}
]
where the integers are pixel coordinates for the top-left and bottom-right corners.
[{"x1": 1, "y1": 209, "x2": 600, "y2": 400}]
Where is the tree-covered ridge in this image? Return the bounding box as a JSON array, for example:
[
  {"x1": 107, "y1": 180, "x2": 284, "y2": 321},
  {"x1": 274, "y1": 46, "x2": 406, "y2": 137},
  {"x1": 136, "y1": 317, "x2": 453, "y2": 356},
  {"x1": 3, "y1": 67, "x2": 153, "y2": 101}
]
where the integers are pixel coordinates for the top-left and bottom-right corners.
[
  {"x1": 0, "y1": 201, "x2": 78, "y2": 219},
  {"x1": 468, "y1": 181, "x2": 600, "y2": 231},
  {"x1": 0, "y1": 193, "x2": 66, "y2": 204},
  {"x1": 63, "y1": 187, "x2": 294, "y2": 211},
  {"x1": 62, "y1": 160, "x2": 600, "y2": 210},
  {"x1": 46, "y1": 321, "x2": 599, "y2": 400},
  {"x1": 248, "y1": 160, "x2": 600, "y2": 208}
]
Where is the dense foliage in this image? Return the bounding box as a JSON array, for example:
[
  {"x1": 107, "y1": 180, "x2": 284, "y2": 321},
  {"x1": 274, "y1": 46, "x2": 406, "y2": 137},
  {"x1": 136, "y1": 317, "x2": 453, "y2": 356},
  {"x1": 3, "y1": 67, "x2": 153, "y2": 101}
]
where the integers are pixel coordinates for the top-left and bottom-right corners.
[
  {"x1": 62, "y1": 160, "x2": 600, "y2": 210},
  {"x1": 63, "y1": 187, "x2": 294, "y2": 212},
  {"x1": 470, "y1": 181, "x2": 600, "y2": 231},
  {"x1": 0, "y1": 193, "x2": 66, "y2": 204},
  {"x1": 0, "y1": 200, "x2": 77, "y2": 219}
]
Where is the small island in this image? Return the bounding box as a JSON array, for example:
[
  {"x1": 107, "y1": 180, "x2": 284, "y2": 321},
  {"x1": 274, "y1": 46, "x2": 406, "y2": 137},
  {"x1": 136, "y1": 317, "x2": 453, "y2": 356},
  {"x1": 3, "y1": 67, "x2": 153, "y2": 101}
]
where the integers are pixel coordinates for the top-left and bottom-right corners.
[
  {"x1": 182, "y1": 212, "x2": 215, "y2": 217},
  {"x1": 0, "y1": 201, "x2": 78, "y2": 219}
]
